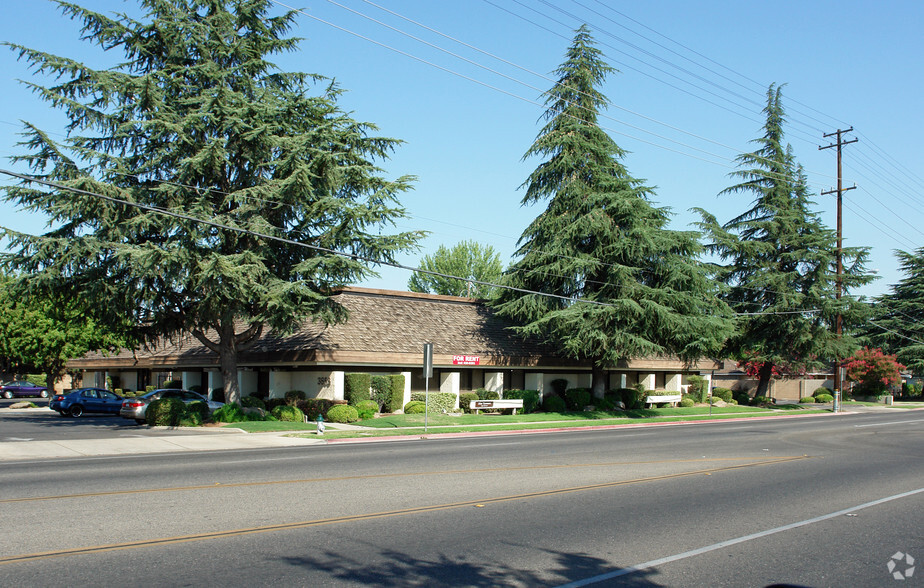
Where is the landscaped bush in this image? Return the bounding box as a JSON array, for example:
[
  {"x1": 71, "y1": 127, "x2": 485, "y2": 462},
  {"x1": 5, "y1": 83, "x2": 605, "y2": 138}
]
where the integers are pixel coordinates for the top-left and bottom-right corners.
[
  {"x1": 188, "y1": 384, "x2": 203, "y2": 394},
  {"x1": 272, "y1": 405, "x2": 305, "y2": 422},
  {"x1": 145, "y1": 397, "x2": 186, "y2": 426},
  {"x1": 503, "y1": 389, "x2": 541, "y2": 414},
  {"x1": 185, "y1": 400, "x2": 210, "y2": 422},
  {"x1": 549, "y1": 379, "x2": 569, "y2": 397},
  {"x1": 459, "y1": 392, "x2": 479, "y2": 413},
  {"x1": 242, "y1": 395, "x2": 266, "y2": 410},
  {"x1": 733, "y1": 391, "x2": 751, "y2": 406},
  {"x1": 354, "y1": 399, "x2": 379, "y2": 420},
  {"x1": 679, "y1": 397, "x2": 695, "y2": 407},
  {"x1": 564, "y1": 388, "x2": 592, "y2": 410},
  {"x1": 617, "y1": 387, "x2": 644, "y2": 410},
  {"x1": 265, "y1": 397, "x2": 288, "y2": 412},
  {"x1": 712, "y1": 387, "x2": 734, "y2": 403},
  {"x1": 475, "y1": 388, "x2": 500, "y2": 401},
  {"x1": 285, "y1": 390, "x2": 306, "y2": 405},
  {"x1": 345, "y1": 373, "x2": 372, "y2": 405},
  {"x1": 212, "y1": 403, "x2": 246, "y2": 423},
  {"x1": 594, "y1": 397, "x2": 616, "y2": 411},
  {"x1": 162, "y1": 380, "x2": 182, "y2": 389},
  {"x1": 686, "y1": 375, "x2": 708, "y2": 403},
  {"x1": 386, "y1": 374, "x2": 405, "y2": 413},
  {"x1": 814, "y1": 393, "x2": 834, "y2": 403},
  {"x1": 751, "y1": 395, "x2": 773, "y2": 406},
  {"x1": 370, "y1": 376, "x2": 390, "y2": 410},
  {"x1": 327, "y1": 404, "x2": 360, "y2": 423},
  {"x1": 410, "y1": 392, "x2": 456, "y2": 413},
  {"x1": 799, "y1": 396, "x2": 816, "y2": 403},
  {"x1": 543, "y1": 395, "x2": 567, "y2": 413},
  {"x1": 296, "y1": 398, "x2": 344, "y2": 421},
  {"x1": 403, "y1": 400, "x2": 427, "y2": 414}
]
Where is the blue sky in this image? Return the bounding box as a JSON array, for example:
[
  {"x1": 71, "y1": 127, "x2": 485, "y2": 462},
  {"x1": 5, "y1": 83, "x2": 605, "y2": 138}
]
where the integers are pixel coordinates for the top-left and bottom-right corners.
[{"x1": 1, "y1": 0, "x2": 921, "y2": 299}]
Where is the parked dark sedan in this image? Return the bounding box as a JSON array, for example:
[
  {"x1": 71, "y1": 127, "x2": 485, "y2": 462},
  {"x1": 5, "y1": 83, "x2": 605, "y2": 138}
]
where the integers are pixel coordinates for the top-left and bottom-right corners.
[
  {"x1": 120, "y1": 389, "x2": 223, "y2": 425},
  {"x1": 1, "y1": 380, "x2": 49, "y2": 399},
  {"x1": 50, "y1": 388, "x2": 124, "y2": 417}
]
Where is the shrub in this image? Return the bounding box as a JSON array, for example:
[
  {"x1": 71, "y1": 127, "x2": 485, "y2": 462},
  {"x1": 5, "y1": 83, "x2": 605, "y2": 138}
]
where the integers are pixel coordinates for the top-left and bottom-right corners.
[
  {"x1": 145, "y1": 397, "x2": 186, "y2": 426},
  {"x1": 297, "y1": 398, "x2": 337, "y2": 421},
  {"x1": 503, "y1": 389, "x2": 541, "y2": 414},
  {"x1": 476, "y1": 388, "x2": 500, "y2": 401},
  {"x1": 594, "y1": 397, "x2": 616, "y2": 411},
  {"x1": 733, "y1": 391, "x2": 751, "y2": 406},
  {"x1": 410, "y1": 392, "x2": 456, "y2": 413},
  {"x1": 712, "y1": 387, "x2": 734, "y2": 403},
  {"x1": 186, "y1": 400, "x2": 210, "y2": 422},
  {"x1": 370, "y1": 376, "x2": 390, "y2": 410},
  {"x1": 162, "y1": 380, "x2": 182, "y2": 389},
  {"x1": 459, "y1": 392, "x2": 479, "y2": 413},
  {"x1": 404, "y1": 401, "x2": 426, "y2": 414},
  {"x1": 285, "y1": 390, "x2": 306, "y2": 405},
  {"x1": 327, "y1": 404, "x2": 360, "y2": 423},
  {"x1": 265, "y1": 397, "x2": 288, "y2": 412},
  {"x1": 543, "y1": 395, "x2": 567, "y2": 413},
  {"x1": 212, "y1": 403, "x2": 246, "y2": 423},
  {"x1": 814, "y1": 393, "x2": 834, "y2": 403},
  {"x1": 241, "y1": 395, "x2": 266, "y2": 410},
  {"x1": 686, "y1": 376, "x2": 708, "y2": 403},
  {"x1": 617, "y1": 387, "x2": 644, "y2": 410},
  {"x1": 345, "y1": 373, "x2": 372, "y2": 405},
  {"x1": 679, "y1": 397, "x2": 695, "y2": 407},
  {"x1": 354, "y1": 399, "x2": 379, "y2": 420},
  {"x1": 549, "y1": 379, "x2": 569, "y2": 396},
  {"x1": 272, "y1": 405, "x2": 305, "y2": 422},
  {"x1": 386, "y1": 374, "x2": 406, "y2": 413},
  {"x1": 799, "y1": 396, "x2": 816, "y2": 403},
  {"x1": 564, "y1": 388, "x2": 592, "y2": 410},
  {"x1": 751, "y1": 395, "x2": 773, "y2": 406}
]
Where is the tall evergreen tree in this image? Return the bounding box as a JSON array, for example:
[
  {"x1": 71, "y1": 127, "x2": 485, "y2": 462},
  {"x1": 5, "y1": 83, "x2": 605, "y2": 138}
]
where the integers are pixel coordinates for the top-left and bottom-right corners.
[
  {"x1": 863, "y1": 248, "x2": 924, "y2": 374},
  {"x1": 408, "y1": 240, "x2": 503, "y2": 298},
  {"x1": 492, "y1": 25, "x2": 733, "y2": 396},
  {"x1": 695, "y1": 85, "x2": 872, "y2": 396},
  {"x1": 1, "y1": 0, "x2": 422, "y2": 404}
]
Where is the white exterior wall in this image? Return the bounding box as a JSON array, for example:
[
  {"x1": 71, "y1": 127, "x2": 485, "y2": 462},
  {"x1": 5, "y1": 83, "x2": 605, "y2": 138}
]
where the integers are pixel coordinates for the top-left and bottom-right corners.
[
  {"x1": 268, "y1": 370, "x2": 344, "y2": 400},
  {"x1": 524, "y1": 373, "x2": 543, "y2": 398},
  {"x1": 400, "y1": 371, "x2": 412, "y2": 407},
  {"x1": 181, "y1": 372, "x2": 202, "y2": 391},
  {"x1": 238, "y1": 371, "x2": 258, "y2": 397},
  {"x1": 207, "y1": 372, "x2": 223, "y2": 398},
  {"x1": 640, "y1": 373, "x2": 656, "y2": 391},
  {"x1": 484, "y1": 372, "x2": 504, "y2": 395},
  {"x1": 665, "y1": 373, "x2": 682, "y2": 392},
  {"x1": 440, "y1": 371, "x2": 461, "y2": 409},
  {"x1": 269, "y1": 372, "x2": 290, "y2": 399}
]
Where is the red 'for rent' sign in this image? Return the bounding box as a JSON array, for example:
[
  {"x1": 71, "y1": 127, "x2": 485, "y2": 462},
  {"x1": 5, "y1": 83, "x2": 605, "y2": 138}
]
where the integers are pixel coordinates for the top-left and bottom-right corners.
[{"x1": 452, "y1": 355, "x2": 480, "y2": 365}]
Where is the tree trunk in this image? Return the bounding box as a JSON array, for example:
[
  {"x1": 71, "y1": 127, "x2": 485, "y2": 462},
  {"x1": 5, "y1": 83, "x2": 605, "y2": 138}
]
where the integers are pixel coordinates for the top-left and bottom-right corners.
[
  {"x1": 219, "y1": 342, "x2": 240, "y2": 406},
  {"x1": 755, "y1": 362, "x2": 774, "y2": 398}
]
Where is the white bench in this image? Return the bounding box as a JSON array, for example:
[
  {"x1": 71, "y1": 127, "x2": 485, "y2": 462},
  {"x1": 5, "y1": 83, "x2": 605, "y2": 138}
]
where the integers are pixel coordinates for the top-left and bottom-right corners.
[
  {"x1": 470, "y1": 399, "x2": 524, "y2": 414},
  {"x1": 645, "y1": 394, "x2": 682, "y2": 407}
]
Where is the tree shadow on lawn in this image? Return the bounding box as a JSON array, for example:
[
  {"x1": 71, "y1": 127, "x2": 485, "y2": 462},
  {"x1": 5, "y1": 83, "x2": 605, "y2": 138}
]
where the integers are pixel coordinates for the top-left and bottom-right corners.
[{"x1": 279, "y1": 545, "x2": 664, "y2": 586}]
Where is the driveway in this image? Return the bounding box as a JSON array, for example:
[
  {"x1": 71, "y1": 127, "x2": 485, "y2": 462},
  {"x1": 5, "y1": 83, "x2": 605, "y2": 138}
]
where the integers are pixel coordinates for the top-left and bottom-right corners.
[{"x1": 0, "y1": 406, "x2": 218, "y2": 442}]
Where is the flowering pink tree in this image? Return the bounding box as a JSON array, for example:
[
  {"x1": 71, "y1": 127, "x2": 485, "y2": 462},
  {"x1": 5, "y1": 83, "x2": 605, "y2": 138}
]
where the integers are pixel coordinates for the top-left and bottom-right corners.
[{"x1": 844, "y1": 347, "x2": 905, "y2": 397}]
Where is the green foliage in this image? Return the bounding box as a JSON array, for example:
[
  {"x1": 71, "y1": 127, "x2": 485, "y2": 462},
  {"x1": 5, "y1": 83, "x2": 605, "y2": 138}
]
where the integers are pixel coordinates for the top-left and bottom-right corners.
[
  {"x1": 686, "y1": 376, "x2": 708, "y2": 403},
  {"x1": 242, "y1": 395, "x2": 266, "y2": 410},
  {"x1": 711, "y1": 388, "x2": 734, "y2": 403},
  {"x1": 695, "y1": 84, "x2": 873, "y2": 397},
  {"x1": 1, "y1": 0, "x2": 422, "y2": 407},
  {"x1": 185, "y1": 401, "x2": 210, "y2": 423},
  {"x1": 901, "y1": 383, "x2": 922, "y2": 399},
  {"x1": 272, "y1": 405, "x2": 305, "y2": 423},
  {"x1": 345, "y1": 373, "x2": 372, "y2": 405},
  {"x1": 285, "y1": 390, "x2": 307, "y2": 405},
  {"x1": 564, "y1": 388, "x2": 592, "y2": 410},
  {"x1": 408, "y1": 240, "x2": 504, "y2": 298},
  {"x1": 296, "y1": 398, "x2": 345, "y2": 421},
  {"x1": 266, "y1": 397, "x2": 288, "y2": 412},
  {"x1": 385, "y1": 374, "x2": 405, "y2": 413},
  {"x1": 491, "y1": 27, "x2": 732, "y2": 395},
  {"x1": 502, "y1": 389, "x2": 541, "y2": 414},
  {"x1": 212, "y1": 402, "x2": 271, "y2": 423},
  {"x1": 615, "y1": 387, "x2": 645, "y2": 410},
  {"x1": 863, "y1": 248, "x2": 924, "y2": 373},
  {"x1": 327, "y1": 404, "x2": 360, "y2": 423},
  {"x1": 751, "y1": 396, "x2": 773, "y2": 406},
  {"x1": 370, "y1": 376, "x2": 390, "y2": 409},
  {"x1": 403, "y1": 401, "x2": 427, "y2": 414},
  {"x1": 679, "y1": 397, "x2": 695, "y2": 408},
  {"x1": 814, "y1": 393, "x2": 834, "y2": 403},
  {"x1": 354, "y1": 399, "x2": 379, "y2": 420},
  {"x1": 162, "y1": 380, "x2": 182, "y2": 389},
  {"x1": 145, "y1": 397, "x2": 186, "y2": 427},
  {"x1": 410, "y1": 392, "x2": 456, "y2": 413},
  {"x1": 188, "y1": 385, "x2": 203, "y2": 394},
  {"x1": 549, "y1": 379, "x2": 569, "y2": 397},
  {"x1": 542, "y1": 395, "x2": 567, "y2": 413},
  {"x1": 475, "y1": 389, "x2": 501, "y2": 401},
  {"x1": 459, "y1": 392, "x2": 479, "y2": 414},
  {"x1": 799, "y1": 396, "x2": 816, "y2": 403},
  {"x1": 733, "y1": 391, "x2": 751, "y2": 406}
]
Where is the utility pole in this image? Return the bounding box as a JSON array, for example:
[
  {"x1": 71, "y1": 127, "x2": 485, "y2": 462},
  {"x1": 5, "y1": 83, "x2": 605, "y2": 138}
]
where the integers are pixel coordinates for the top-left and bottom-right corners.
[{"x1": 819, "y1": 128, "x2": 857, "y2": 401}]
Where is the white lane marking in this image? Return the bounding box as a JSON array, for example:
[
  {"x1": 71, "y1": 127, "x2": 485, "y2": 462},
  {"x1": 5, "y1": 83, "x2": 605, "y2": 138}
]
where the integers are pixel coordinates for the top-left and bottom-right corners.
[
  {"x1": 855, "y1": 418, "x2": 924, "y2": 428},
  {"x1": 557, "y1": 486, "x2": 924, "y2": 587}
]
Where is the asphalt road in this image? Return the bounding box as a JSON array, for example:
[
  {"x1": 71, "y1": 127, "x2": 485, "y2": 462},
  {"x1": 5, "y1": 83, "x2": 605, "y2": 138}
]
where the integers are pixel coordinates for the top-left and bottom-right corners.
[
  {"x1": 2, "y1": 410, "x2": 923, "y2": 587},
  {"x1": 0, "y1": 405, "x2": 216, "y2": 441}
]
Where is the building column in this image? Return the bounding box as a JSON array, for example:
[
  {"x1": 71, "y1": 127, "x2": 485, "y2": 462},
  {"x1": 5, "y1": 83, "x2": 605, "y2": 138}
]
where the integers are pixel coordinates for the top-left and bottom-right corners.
[
  {"x1": 484, "y1": 371, "x2": 504, "y2": 395},
  {"x1": 440, "y1": 372, "x2": 461, "y2": 409},
  {"x1": 400, "y1": 372, "x2": 412, "y2": 408},
  {"x1": 331, "y1": 371, "x2": 345, "y2": 401},
  {"x1": 640, "y1": 373, "x2": 656, "y2": 391},
  {"x1": 524, "y1": 373, "x2": 544, "y2": 399},
  {"x1": 665, "y1": 373, "x2": 682, "y2": 393}
]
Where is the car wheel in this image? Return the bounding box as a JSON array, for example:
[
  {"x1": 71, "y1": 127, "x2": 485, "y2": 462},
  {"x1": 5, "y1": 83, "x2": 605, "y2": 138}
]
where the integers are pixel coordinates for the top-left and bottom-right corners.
[
  {"x1": 69, "y1": 405, "x2": 84, "y2": 417},
  {"x1": 2, "y1": 391, "x2": 11, "y2": 399},
  {"x1": 39, "y1": 390, "x2": 49, "y2": 398}
]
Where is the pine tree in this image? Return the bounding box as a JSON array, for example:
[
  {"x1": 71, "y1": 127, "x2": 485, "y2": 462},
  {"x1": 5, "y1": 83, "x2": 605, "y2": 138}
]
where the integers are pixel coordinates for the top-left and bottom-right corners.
[
  {"x1": 1, "y1": 0, "x2": 421, "y2": 405},
  {"x1": 492, "y1": 25, "x2": 732, "y2": 396},
  {"x1": 695, "y1": 85, "x2": 872, "y2": 396},
  {"x1": 864, "y1": 248, "x2": 924, "y2": 373}
]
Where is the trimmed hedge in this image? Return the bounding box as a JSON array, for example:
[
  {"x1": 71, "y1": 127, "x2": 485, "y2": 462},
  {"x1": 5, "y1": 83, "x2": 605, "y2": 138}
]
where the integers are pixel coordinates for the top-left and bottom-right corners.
[
  {"x1": 543, "y1": 395, "x2": 567, "y2": 413},
  {"x1": 242, "y1": 395, "x2": 266, "y2": 410},
  {"x1": 404, "y1": 400, "x2": 427, "y2": 414},
  {"x1": 712, "y1": 387, "x2": 734, "y2": 403},
  {"x1": 503, "y1": 389, "x2": 541, "y2": 414},
  {"x1": 814, "y1": 393, "x2": 834, "y2": 403},
  {"x1": 370, "y1": 376, "x2": 389, "y2": 410},
  {"x1": 411, "y1": 392, "x2": 456, "y2": 413},
  {"x1": 386, "y1": 374, "x2": 405, "y2": 413},
  {"x1": 564, "y1": 388, "x2": 592, "y2": 410},
  {"x1": 459, "y1": 392, "x2": 479, "y2": 414},
  {"x1": 355, "y1": 399, "x2": 379, "y2": 420},
  {"x1": 476, "y1": 388, "x2": 500, "y2": 401},
  {"x1": 162, "y1": 380, "x2": 183, "y2": 389},
  {"x1": 327, "y1": 404, "x2": 360, "y2": 423},
  {"x1": 272, "y1": 405, "x2": 305, "y2": 422},
  {"x1": 145, "y1": 397, "x2": 186, "y2": 426},
  {"x1": 296, "y1": 398, "x2": 348, "y2": 421},
  {"x1": 799, "y1": 396, "x2": 816, "y2": 403},
  {"x1": 285, "y1": 390, "x2": 306, "y2": 405},
  {"x1": 616, "y1": 387, "x2": 644, "y2": 410},
  {"x1": 345, "y1": 373, "x2": 372, "y2": 405},
  {"x1": 679, "y1": 397, "x2": 695, "y2": 407}
]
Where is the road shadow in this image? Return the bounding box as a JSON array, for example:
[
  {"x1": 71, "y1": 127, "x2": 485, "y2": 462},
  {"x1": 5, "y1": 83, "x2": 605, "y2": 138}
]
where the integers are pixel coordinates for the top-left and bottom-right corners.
[
  {"x1": 278, "y1": 546, "x2": 663, "y2": 586},
  {"x1": 1, "y1": 411, "x2": 138, "y2": 429}
]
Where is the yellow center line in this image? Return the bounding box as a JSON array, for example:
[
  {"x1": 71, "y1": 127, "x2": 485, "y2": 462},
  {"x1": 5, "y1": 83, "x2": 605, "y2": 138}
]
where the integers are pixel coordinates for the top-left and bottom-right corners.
[
  {"x1": 0, "y1": 455, "x2": 810, "y2": 565},
  {"x1": 0, "y1": 456, "x2": 809, "y2": 504}
]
